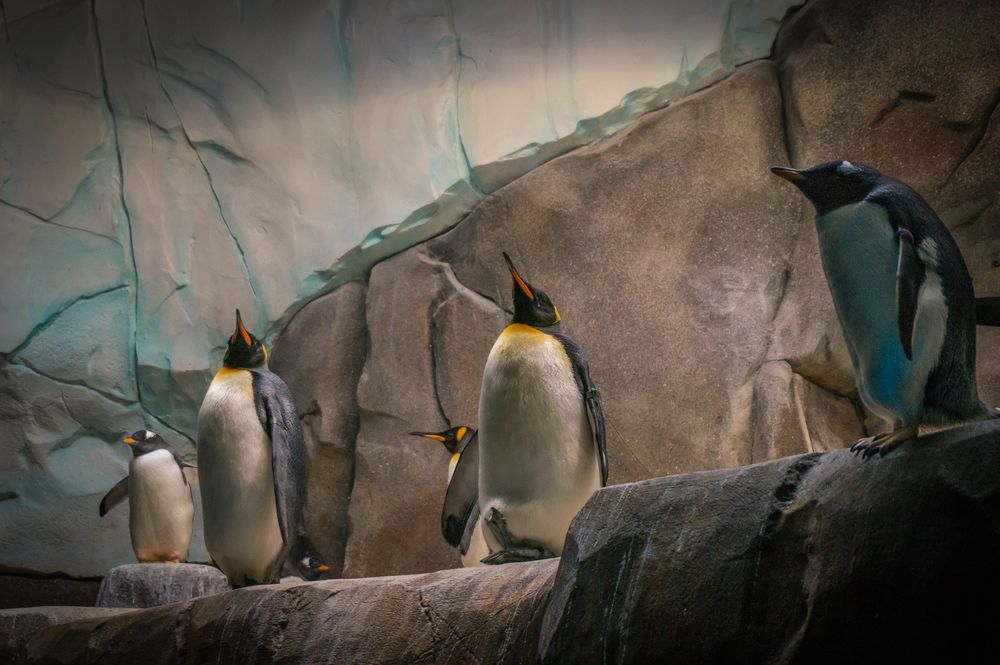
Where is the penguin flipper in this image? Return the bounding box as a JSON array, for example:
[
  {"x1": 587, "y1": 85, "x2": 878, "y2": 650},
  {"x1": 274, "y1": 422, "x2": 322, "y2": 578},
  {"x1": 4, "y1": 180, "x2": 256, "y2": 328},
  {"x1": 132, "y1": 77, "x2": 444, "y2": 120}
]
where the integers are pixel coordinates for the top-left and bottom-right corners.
[
  {"x1": 99, "y1": 476, "x2": 128, "y2": 516},
  {"x1": 896, "y1": 228, "x2": 926, "y2": 361},
  {"x1": 552, "y1": 332, "x2": 609, "y2": 486},
  {"x1": 251, "y1": 371, "x2": 307, "y2": 552},
  {"x1": 442, "y1": 431, "x2": 480, "y2": 550}
]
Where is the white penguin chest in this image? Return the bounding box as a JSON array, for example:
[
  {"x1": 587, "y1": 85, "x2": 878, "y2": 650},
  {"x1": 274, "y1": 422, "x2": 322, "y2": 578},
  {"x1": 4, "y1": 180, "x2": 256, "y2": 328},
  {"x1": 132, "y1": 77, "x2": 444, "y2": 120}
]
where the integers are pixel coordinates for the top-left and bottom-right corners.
[
  {"x1": 478, "y1": 325, "x2": 600, "y2": 554},
  {"x1": 128, "y1": 449, "x2": 193, "y2": 561},
  {"x1": 197, "y1": 368, "x2": 283, "y2": 583}
]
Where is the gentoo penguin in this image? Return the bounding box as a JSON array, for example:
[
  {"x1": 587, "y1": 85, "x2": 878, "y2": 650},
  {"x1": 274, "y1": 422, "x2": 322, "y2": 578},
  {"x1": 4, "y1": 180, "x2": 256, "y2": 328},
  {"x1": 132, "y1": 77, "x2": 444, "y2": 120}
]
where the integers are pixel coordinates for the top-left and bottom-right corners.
[
  {"x1": 476, "y1": 252, "x2": 607, "y2": 564},
  {"x1": 98, "y1": 429, "x2": 196, "y2": 563},
  {"x1": 410, "y1": 426, "x2": 489, "y2": 567},
  {"x1": 772, "y1": 161, "x2": 999, "y2": 458},
  {"x1": 197, "y1": 309, "x2": 306, "y2": 586}
]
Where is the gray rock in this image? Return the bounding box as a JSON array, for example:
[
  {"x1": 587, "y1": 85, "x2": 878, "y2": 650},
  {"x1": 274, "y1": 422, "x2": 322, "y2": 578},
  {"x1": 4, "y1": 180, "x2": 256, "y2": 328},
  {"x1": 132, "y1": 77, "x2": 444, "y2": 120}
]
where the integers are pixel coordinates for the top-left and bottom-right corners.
[
  {"x1": 342, "y1": 250, "x2": 506, "y2": 577},
  {"x1": 0, "y1": 606, "x2": 136, "y2": 664},
  {"x1": 539, "y1": 421, "x2": 1000, "y2": 664},
  {"x1": 427, "y1": 60, "x2": 829, "y2": 480},
  {"x1": 15, "y1": 560, "x2": 556, "y2": 664},
  {"x1": 8, "y1": 422, "x2": 1000, "y2": 663},
  {"x1": 0, "y1": 574, "x2": 100, "y2": 610},
  {"x1": 269, "y1": 281, "x2": 368, "y2": 578},
  {"x1": 767, "y1": 0, "x2": 1000, "y2": 408},
  {"x1": 95, "y1": 563, "x2": 229, "y2": 609}
]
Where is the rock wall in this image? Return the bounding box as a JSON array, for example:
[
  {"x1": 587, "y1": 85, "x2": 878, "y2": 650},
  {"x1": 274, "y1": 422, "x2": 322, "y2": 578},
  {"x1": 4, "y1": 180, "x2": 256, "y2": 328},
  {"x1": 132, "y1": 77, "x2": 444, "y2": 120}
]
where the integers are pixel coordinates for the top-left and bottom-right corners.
[
  {"x1": 274, "y1": 0, "x2": 1000, "y2": 577},
  {"x1": 0, "y1": 0, "x2": 798, "y2": 580},
  {"x1": 3, "y1": 0, "x2": 1000, "y2": 583},
  {"x1": 5, "y1": 421, "x2": 1000, "y2": 664}
]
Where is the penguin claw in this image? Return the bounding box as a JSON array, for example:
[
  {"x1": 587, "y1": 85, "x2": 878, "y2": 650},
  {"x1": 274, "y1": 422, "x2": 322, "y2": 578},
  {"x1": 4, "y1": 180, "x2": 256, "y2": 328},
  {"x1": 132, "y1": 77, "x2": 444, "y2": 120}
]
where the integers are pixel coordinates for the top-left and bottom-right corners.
[{"x1": 850, "y1": 426, "x2": 918, "y2": 460}]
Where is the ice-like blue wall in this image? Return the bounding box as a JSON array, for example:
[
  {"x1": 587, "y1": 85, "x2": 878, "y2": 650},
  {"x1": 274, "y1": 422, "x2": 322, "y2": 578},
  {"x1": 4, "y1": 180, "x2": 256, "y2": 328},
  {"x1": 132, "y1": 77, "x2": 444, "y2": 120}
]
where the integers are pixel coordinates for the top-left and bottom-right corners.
[{"x1": 0, "y1": 0, "x2": 798, "y2": 576}]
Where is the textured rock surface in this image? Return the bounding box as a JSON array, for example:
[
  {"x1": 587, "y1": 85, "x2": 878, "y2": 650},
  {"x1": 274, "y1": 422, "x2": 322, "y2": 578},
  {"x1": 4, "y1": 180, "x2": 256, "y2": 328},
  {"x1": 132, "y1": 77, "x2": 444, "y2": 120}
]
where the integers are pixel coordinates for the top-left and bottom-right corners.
[
  {"x1": 4, "y1": 560, "x2": 556, "y2": 665},
  {"x1": 343, "y1": 251, "x2": 507, "y2": 577},
  {"x1": 539, "y1": 420, "x2": 1000, "y2": 664},
  {"x1": 269, "y1": 281, "x2": 368, "y2": 578},
  {"x1": 766, "y1": 0, "x2": 1000, "y2": 395},
  {"x1": 0, "y1": 575, "x2": 100, "y2": 610},
  {"x1": 0, "y1": 0, "x2": 799, "y2": 579},
  {"x1": 5, "y1": 422, "x2": 1000, "y2": 664},
  {"x1": 95, "y1": 563, "x2": 229, "y2": 609},
  {"x1": 0, "y1": 606, "x2": 136, "y2": 663}
]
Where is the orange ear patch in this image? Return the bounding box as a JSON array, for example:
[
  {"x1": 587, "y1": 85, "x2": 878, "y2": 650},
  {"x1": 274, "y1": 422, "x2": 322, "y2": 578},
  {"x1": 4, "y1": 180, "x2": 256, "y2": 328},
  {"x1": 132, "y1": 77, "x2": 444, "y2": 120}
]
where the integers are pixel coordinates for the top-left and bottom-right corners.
[{"x1": 456, "y1": 426, "x2": 468, "y2": 442}]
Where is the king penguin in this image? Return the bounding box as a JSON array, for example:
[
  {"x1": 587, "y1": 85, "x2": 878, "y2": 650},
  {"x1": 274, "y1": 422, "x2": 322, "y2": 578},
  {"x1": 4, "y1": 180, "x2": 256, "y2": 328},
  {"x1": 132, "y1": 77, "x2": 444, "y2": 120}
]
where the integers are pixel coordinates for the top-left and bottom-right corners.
[
  {"x1": 197, "y1": 309, "x2": 306, "y2": 586},
  {"x1": 410, "y1": 426, "x2": 489, "y2": 567},
  {"x1": 476, "y1": 252, "x2": 607, "y2": 564},
  {"x1": 99, "y1": 429, "x2": 196, "y2": 564},
  {"x1": 772, "y1": 161, "x2": 999, "y2": 458}
]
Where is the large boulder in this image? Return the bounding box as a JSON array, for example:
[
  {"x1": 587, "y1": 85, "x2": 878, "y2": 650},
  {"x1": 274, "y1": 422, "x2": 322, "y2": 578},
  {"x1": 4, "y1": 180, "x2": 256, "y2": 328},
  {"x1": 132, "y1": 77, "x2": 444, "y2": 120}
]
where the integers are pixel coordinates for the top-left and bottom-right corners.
[
  {"x1": 539, "y1": 420, "x2": 1000, "y2": 664},
  {"x1": 0, "y1": 607, "x2": 136, "y2": 664},
  {"x1": 7, "y1": 560, "x2": 557, "y2": 664},
  {"x1": 95, "y1": 563, "x2": 229, "y2": 609},
  {"x1": 269, "y1": 281, "x2": 368, "y2": 578},
  {"x1": 5, "y1": 422, "x2": 1000, "y2": 664}
]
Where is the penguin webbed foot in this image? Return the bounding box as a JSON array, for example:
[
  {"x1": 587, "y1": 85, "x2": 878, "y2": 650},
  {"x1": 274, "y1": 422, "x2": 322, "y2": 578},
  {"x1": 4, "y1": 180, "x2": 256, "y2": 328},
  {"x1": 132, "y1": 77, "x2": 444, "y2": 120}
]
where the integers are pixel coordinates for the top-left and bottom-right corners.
[
  {"x1": 850, "y1": 425, "x2": 919, "y2": 460},
  {"x1": 481, "y1": 507, "x2": 555, "y2": 565},
  {"x1": 481, "y1": 548, "x2": 550, "y2": 565}
]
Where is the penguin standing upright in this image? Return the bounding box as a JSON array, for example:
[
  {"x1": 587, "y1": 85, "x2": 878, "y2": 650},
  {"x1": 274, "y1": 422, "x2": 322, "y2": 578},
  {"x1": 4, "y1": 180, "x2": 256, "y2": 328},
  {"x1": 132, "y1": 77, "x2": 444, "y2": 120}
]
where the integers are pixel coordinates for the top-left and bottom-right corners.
[
  {"x1": 410, "y1": 426, "x2": 489, "y2": 567},
  {"x1": 99, "y1": 429, "x2": 196, "y2": 563},
  {"x1": 197, "y1": 310, "x2": 306, "y2": 586},
  {"x1": 477, "y1": 253, "x2": 607, "y2": 564},
  {"x1": 771, "y1": 161, "x2": 999, "y2": 458}
]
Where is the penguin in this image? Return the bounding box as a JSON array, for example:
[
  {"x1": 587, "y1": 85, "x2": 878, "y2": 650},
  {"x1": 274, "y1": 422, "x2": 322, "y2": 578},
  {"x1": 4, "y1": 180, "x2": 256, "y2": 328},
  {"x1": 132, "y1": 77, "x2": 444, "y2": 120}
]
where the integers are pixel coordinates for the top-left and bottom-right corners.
[
  {"x1": 476, "y1": 252, "x2": 607, "y2": 564},
  {"x1": 280, "y1": 538, "x2": 331, "y2": 581},
  {"x1": 197, "y1": 309, "x2": 306, "y2": 586},
  {"x1": 410, "y1": 426, "x2": 489, "y2": 567},
  {"x1": 771, "y1": 160, "x2": 999, "y2": 458},
  {"x1": 98, "y1": 429, "x2": 196, "y2": 564}
]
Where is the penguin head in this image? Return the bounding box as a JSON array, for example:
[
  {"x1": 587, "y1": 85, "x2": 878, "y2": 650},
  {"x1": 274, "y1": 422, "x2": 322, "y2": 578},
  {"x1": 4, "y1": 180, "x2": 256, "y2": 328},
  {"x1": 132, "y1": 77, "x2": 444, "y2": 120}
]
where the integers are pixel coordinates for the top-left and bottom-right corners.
[
  {"x1": 503, "y1": 252, "x2": 560, "y2": 328},
  {"x1": 122, "y1": 429, "x2": 170, "y2": 457},
  {"x1": 223, "y1": 309, "x2": 267, "y2": 369},
  {"x1": 294, "y1": 554, "x2": 331, "y2": 581},
  {"x1": 770, "y1": 160, "x2": 883, "y2": 214},
  {"x1": 409, "y1": 425, "x2": 473, "y2": 455}
]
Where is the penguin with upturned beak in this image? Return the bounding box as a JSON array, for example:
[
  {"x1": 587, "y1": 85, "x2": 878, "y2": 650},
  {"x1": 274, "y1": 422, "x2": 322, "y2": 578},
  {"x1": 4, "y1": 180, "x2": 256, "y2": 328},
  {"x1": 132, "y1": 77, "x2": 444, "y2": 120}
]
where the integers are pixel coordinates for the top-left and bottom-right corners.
[
  {"x1": 99, "y1": 429, "x2": 196, "y2": 563},
  {"x1": 476, "y1": 253, "x2": 607, "y2": 564},
  {"x1": 410, "y1": 426, "x2": 489, "y2": 567},
  {"x1": 771, "y1": 161, "x2": 999, "y2": 458},
  {"x1": 197, "y1": 310, "x2": 306, "y2": 586}
]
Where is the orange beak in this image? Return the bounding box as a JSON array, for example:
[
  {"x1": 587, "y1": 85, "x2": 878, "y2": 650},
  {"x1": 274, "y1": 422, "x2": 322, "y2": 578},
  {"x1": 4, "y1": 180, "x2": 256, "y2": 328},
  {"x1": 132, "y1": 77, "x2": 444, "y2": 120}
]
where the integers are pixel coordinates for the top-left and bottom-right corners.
[
  {"x1": 503, "y1": 252, "x2": 534, "y2": 300},
  {"x1": 123, "y1": 437, "x2": 136, "y2": 445},
  {"x1": 234, "y1": 309, "x2": 252, "y2": 346},
  {"x1": 317, "y1": 564, "x2": 330, "y2": 572}
]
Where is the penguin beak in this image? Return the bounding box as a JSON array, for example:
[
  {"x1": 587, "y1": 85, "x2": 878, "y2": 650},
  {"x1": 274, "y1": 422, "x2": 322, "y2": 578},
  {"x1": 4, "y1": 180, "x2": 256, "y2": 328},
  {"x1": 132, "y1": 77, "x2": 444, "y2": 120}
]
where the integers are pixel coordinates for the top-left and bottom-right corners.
[
  {"x1": 317, "y1": 564, "x2": 330, "y2": 572},
  {"x1": 503, "y1": 252, "x2": 534, "y2": 300},
  {"x1": 234, "y1": 309, "x2": 252, "y2": 346},
  {"x1": 122, "y1": 437, "x2": 136, "y2": 445},
  {"x1": 410, "y1": 431, "x2": 447, "y2": 442},
  {"x1": 770, "y1": 166, "x2": 806, "y2": 182}
]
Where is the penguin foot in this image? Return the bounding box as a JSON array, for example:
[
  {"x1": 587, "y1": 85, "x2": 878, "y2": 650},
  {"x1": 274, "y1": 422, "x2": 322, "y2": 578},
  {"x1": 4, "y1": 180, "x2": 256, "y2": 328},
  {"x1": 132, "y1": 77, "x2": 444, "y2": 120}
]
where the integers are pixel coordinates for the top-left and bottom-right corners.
[
  {"x1": 480, "y1": 548, "x2": 551, "y2": 565},
  {"x1": 850, "y1": 425, "x2": 918, "y2": 460},
  {"x1": 481, "y1": 507, "x2": 555, "y2": 565}
]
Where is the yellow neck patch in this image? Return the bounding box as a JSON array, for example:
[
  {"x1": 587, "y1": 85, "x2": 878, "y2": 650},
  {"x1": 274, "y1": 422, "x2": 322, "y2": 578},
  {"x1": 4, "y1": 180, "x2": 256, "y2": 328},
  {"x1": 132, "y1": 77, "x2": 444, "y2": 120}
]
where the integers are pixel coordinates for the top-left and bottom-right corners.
[{"x1": 504, "y1": 323, "x2": 547, "y2": 336}]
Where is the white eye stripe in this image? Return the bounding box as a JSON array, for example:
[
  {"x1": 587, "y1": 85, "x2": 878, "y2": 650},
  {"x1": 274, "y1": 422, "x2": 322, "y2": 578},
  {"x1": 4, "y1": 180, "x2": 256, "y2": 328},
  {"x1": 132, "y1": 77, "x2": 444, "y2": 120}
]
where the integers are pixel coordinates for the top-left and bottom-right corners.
[
  {"x1": 836, "y1": 160, "x2": 858, "y2": 176},
  {"x1": 145, "y1": 430, "x2": 155, "y2": 440}
]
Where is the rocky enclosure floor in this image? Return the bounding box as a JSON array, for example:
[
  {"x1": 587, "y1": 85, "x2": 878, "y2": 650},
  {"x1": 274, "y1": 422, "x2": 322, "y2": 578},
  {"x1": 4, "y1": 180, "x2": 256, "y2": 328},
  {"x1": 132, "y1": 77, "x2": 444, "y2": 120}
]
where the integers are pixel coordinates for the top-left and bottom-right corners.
[{"x1": 3, "y1": 420, "x2": 1000, "y2": 664}]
